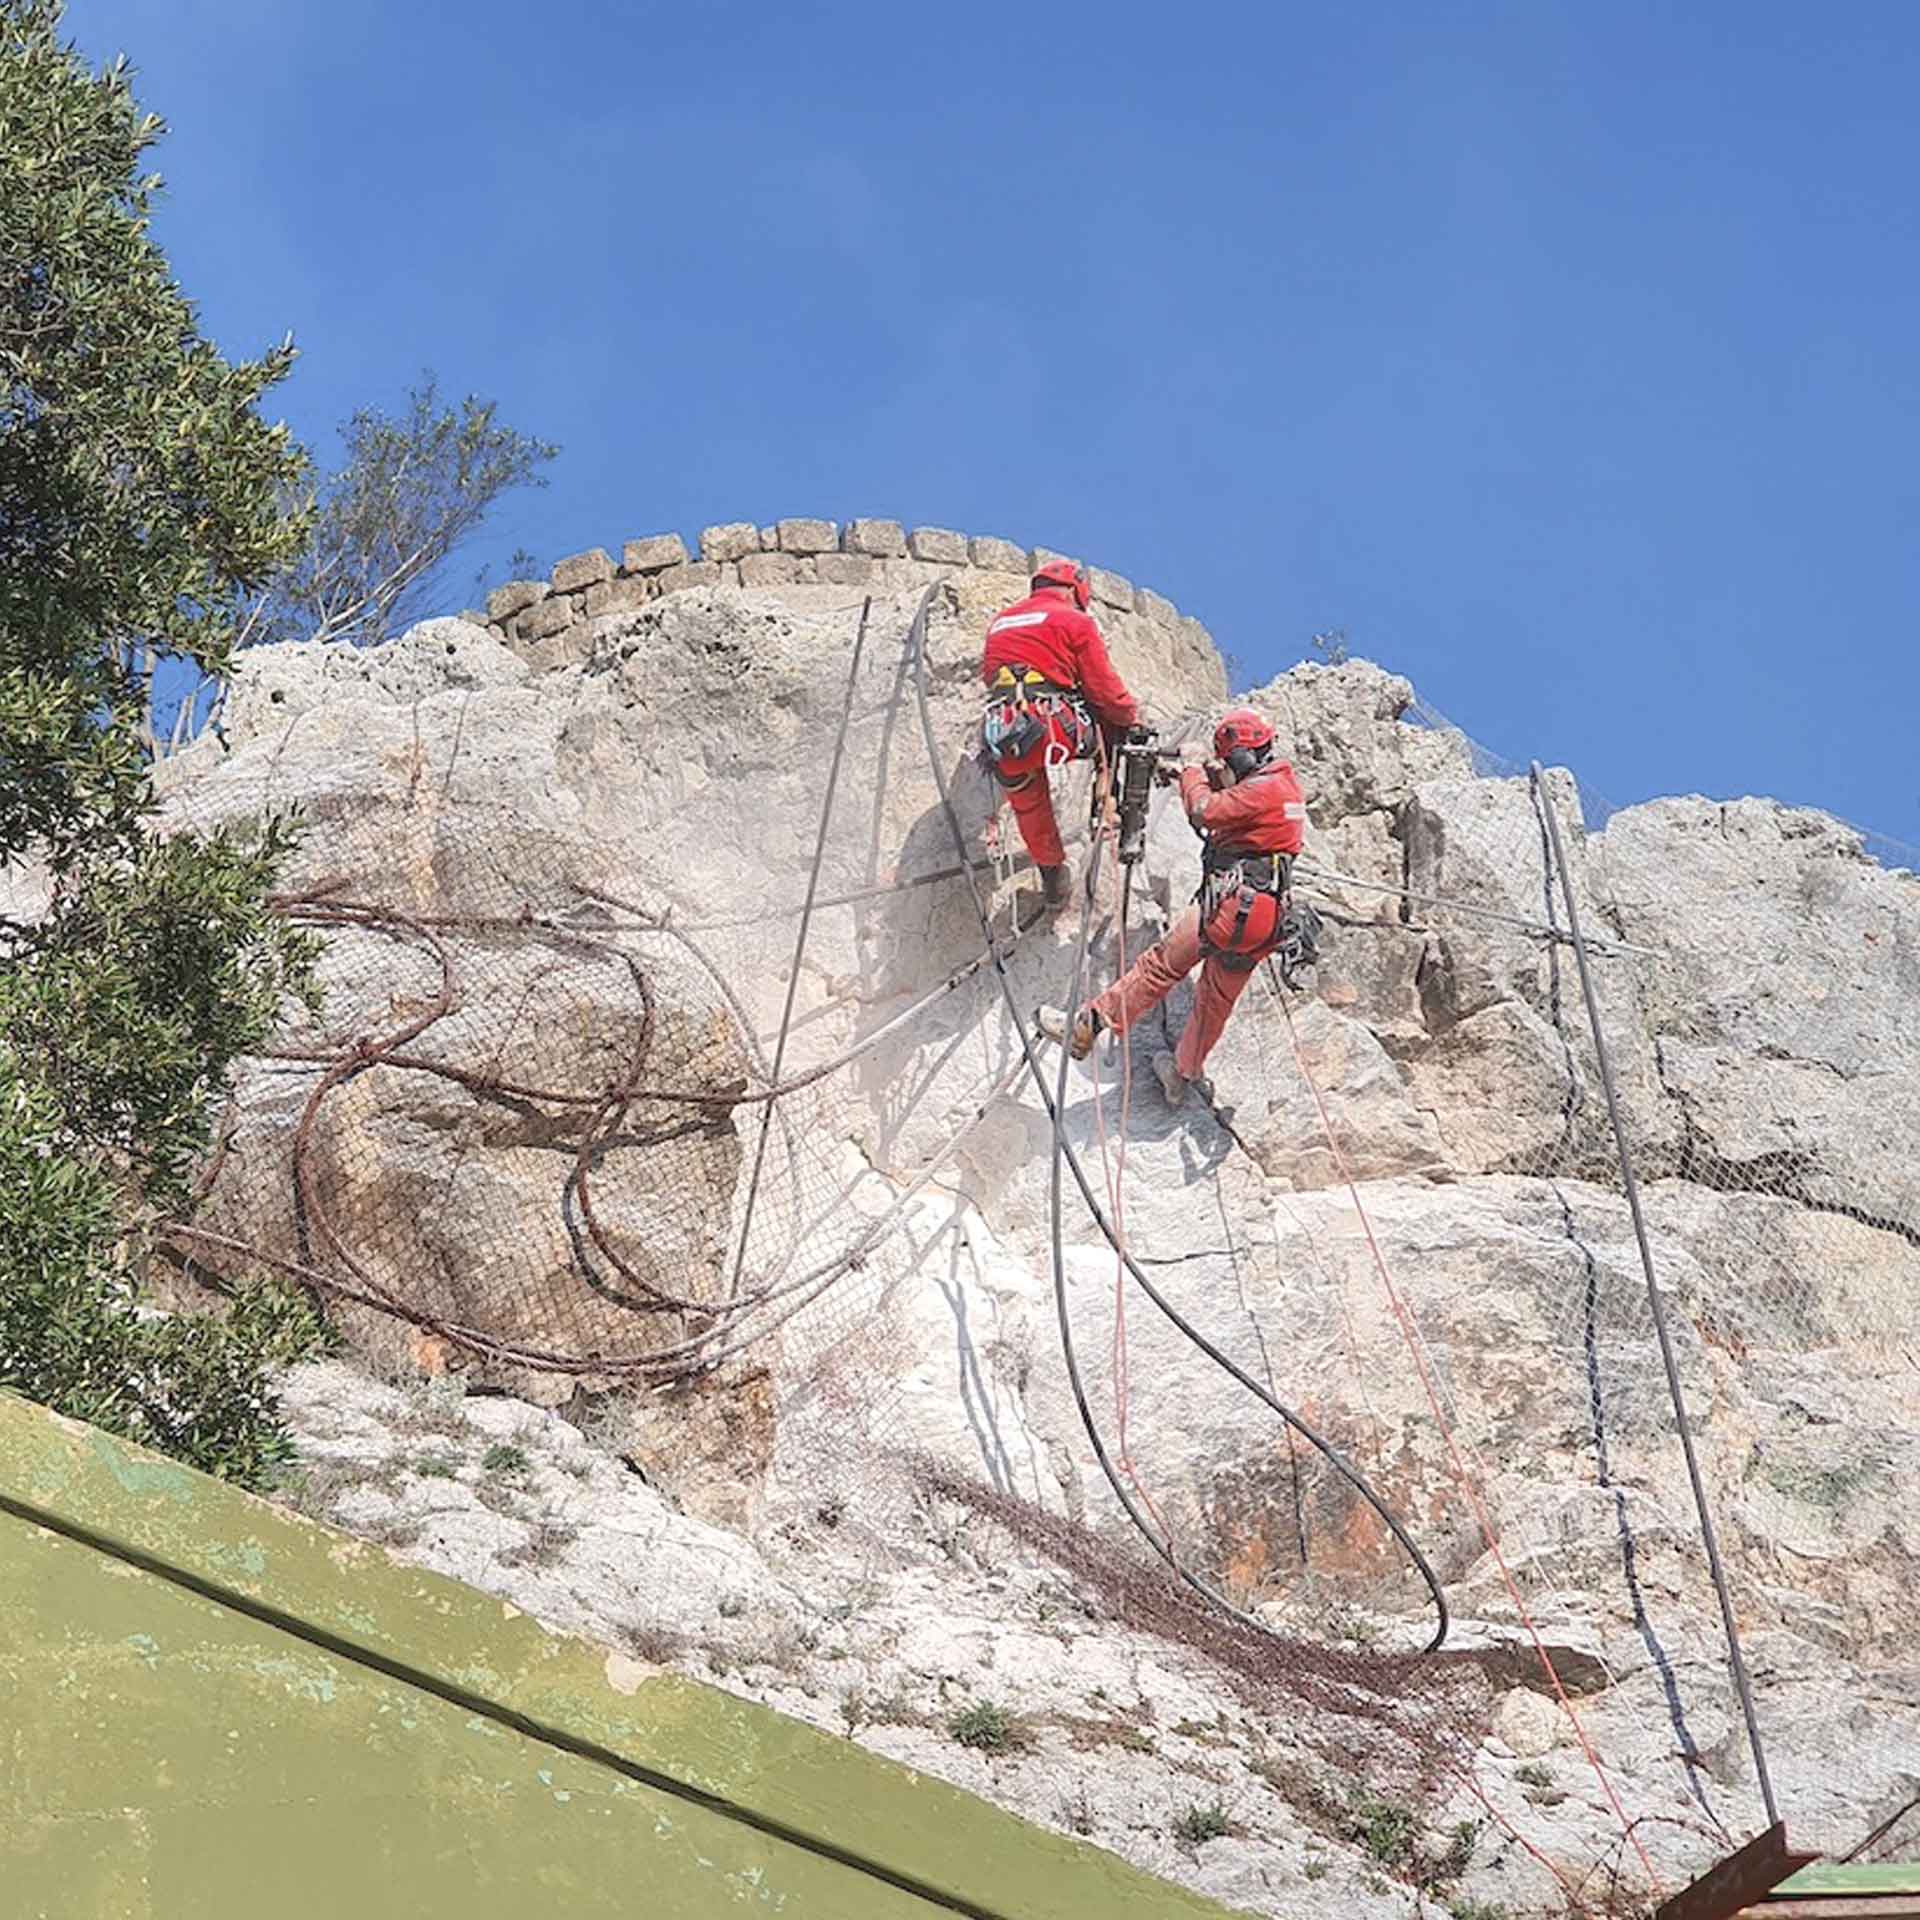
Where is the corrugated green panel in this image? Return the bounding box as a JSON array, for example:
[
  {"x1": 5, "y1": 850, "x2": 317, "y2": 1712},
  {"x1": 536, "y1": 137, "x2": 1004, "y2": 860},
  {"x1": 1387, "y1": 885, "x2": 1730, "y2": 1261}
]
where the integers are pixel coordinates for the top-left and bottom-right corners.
[
  {"x1": 0, "y1": 1394, "x2": 1250, "y2": 1920},
  {"x1": 1776, "y1": 1863, "x2": 1920, "y2": 1895},
  {"x1": 2, "y1": 1518, "x2": 937, "y2": 1919}
]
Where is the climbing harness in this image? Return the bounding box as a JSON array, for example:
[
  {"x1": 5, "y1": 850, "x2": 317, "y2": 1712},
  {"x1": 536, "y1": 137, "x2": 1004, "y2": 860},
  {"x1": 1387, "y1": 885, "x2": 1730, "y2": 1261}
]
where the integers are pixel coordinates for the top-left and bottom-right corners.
[
  {"x1": 980, "y1": 664, "x2": 1092, "y2": 787},
  {"x1": 1195, "y1": 851, "x2": 1324, "y2": 987},
  {"x1": 1197, "y1": 850, "x2": 1292, "y2": 961}
]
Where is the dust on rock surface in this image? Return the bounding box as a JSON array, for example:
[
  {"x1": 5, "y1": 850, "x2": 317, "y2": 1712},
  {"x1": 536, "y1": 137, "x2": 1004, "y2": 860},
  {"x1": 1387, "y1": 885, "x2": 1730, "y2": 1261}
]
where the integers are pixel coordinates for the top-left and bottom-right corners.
[{"x1": 146, "y1": 558, "x2": 1920, "y2": 1916}]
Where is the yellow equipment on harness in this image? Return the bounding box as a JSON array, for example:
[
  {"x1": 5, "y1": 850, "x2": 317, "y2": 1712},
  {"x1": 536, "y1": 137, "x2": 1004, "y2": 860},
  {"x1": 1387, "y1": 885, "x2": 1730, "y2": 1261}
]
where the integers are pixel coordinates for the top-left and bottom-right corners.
[
  {"x1": 990, "y1": 665, "x2": 1058, "y2": 698},
  {"x1": 982, "y1": 665, "x2": 1089, "y2": 778}
]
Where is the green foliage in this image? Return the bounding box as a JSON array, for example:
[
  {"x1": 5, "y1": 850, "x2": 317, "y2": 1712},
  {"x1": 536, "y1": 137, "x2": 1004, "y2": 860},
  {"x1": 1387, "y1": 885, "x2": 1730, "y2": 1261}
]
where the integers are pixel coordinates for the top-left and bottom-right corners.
[
  {"x1": 1336, "y1": 1789, "x2": 1483, "y2": 1895},
  {"x1": 1329, "y1": 1601, "x2": 1382, "y2": 1648},
  {"x1": 7, "y1": 817, "x2": 320, "y2": 1204},
  {"x1": 0, "y1": 1216, "x2": 329, "y2": 1487},
  {"x1": 1172, "y1": 1801, "x2": 1231, "y2": 1845},
  {"x1": 1433, "y1": 1819, "x2": 1482, "y2": 1885},
  {"x1": 414, "y1": 1455, "x2": 458, "y2": 1479},
  {"x1": 947, "y1": 1701, "x2": 1025, "y2": 1754},
  {"x1": 250, "y1": 374, "x2": 557, "y2": 649},
  {"x1": 1342, "y1": 1788, "x2": 1419, "y2": 1870},
  {"x1": 482, "y1": 1441, "x2": 531, "y2": 1475},
  {"x1": 0, "y1": 0, "x2": 309, "y2": 857},
  {"x1": 0, "y1": 2, "x2": 324, "y2": 1488}
]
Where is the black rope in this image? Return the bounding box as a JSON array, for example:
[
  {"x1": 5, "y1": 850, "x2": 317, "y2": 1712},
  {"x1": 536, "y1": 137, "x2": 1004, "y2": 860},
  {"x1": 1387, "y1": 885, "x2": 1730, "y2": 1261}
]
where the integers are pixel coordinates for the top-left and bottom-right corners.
[
  {"x1": 908, "y1": 584, "x2": 1449, "y2": 1654},
  {"x1": 730, "y1": 596, "x2": 873, "y2": 1295},
  {"x1": 1529, "y1": 760, "x2": 1779, "y2": 1826}
]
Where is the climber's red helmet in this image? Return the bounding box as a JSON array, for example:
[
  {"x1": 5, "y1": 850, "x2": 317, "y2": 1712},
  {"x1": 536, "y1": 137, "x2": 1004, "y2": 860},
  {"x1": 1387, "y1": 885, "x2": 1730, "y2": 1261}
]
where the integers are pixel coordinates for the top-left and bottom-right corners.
[
  {"x1": 1031, "y1": 558, "x2": 1091, "y2": 613},
  {"x1": 1213, "y1": 707, "x2": 1276, "y2": 779}
]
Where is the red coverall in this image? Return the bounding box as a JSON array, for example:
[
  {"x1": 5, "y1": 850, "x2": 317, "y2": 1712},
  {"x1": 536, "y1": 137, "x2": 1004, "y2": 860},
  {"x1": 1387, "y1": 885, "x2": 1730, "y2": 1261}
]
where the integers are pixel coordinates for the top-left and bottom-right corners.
[
  {"x1": 980, "y1": 591, "x2": 1139, "y2": 869},
  {"x1": 1091, "y1": 761, "x2": 1307, "y2": 1080}
]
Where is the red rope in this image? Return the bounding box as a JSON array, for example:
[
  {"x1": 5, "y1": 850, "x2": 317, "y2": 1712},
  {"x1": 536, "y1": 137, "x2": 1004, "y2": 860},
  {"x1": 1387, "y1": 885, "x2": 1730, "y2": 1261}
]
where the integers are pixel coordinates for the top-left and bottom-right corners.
[
  {"x1": 1085, "y1": 805, "x2": 1174, "y2": 1546},
  {"x1": 1275, "y1": 983, "x2": 1660, "y2": 1892}
]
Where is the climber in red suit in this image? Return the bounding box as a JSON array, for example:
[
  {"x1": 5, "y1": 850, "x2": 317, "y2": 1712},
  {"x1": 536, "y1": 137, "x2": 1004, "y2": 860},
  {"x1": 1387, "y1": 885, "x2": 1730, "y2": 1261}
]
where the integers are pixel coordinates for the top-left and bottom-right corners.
[
  {"x1": 1039, "y1": 708, "x2": 1310, "y2": 1104},
  {"x1": 980, "y1": 559, "x2": 1140, "y2": 912}
]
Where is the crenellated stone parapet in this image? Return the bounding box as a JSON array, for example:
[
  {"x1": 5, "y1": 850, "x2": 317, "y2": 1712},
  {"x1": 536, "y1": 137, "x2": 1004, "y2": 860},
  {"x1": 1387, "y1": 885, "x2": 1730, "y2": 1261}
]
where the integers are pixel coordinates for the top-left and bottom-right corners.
[{"x1": 479, "y1": 518, "x2": 1214, "y2": 678}]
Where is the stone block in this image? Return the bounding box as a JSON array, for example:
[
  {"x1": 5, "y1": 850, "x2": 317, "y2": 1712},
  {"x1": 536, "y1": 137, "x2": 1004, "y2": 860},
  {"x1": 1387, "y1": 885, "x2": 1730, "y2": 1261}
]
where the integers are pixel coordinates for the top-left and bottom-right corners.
[
  {"x1": 775, "y1": 517, "x2": 838, "y2": 555},
  {"x1": 908, "y1": 527, "x2": 970, "y2": 565},
  {"x1": 969, "y1": 535, "x2": 1027, "y2": 573},
  {"x1": 585, "y1": 575, "x2": 653, "y2": 619},
  {"x1": 1494, "y1": 1687, "x2": 1562, "y2": 1758},
  {"x1": 843, "y1": 517, "x2": 906, "y2": 557},
  {"x1": 486, "y1": 580, "x2": 546, "y2": 622},
  {"x1": 523, "y1": 625, "x2": 595, "y2": 675},
  {"x1": 883, "y1": 558, "x2": 962, "y2": 590},
  {"x1": 813, "y1": 553, "x2": 877, "y2": 587},
  {"x1": 699, "y1": 522, "x2": 759, "y2": 563},
  {"x1": 1027, "y1": 546, "x2": 1080, "y2": 578},
  {"x1": 738, "y1": 552, "x2": 803, "y2": 587},
  {"x1": 621, "y1": 534, "x2": 688, "y2": 574},
  {"x1": 1088, "y1": 566, "x2": 1134, "y2": 610},
  {"x1": 759, "y1": 525, "x2": 778, "y2": 550},
  {"x1": 551, "y1": 548, "x2": 613, "y2": 594},
  {"x1": 1134, "y1": 586, "x2": 1179, "y2": 626},
  {"x1": 517, "y1": 593, "x2": 579, "y2": 643},
  {"x1": 656, "y1": 560, "x2": 735, "y2": 594}
]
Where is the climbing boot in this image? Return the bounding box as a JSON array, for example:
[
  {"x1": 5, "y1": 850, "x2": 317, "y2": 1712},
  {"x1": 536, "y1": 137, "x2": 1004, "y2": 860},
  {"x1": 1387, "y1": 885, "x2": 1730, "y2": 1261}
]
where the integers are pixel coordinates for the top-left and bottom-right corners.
[
  {"x1": 1152, "y1": 1049, "x2": 1190, "y2": 1107},
  {"x1": 1039, "y1": 861, "x2": 1073, "y2": 913},
  {"x1": 1036, "y1": 1005, "x2": 1099, "y2": 1061},
  {"x1": 1007, "y1": 889, "x2": 1052, "y2": 936}
]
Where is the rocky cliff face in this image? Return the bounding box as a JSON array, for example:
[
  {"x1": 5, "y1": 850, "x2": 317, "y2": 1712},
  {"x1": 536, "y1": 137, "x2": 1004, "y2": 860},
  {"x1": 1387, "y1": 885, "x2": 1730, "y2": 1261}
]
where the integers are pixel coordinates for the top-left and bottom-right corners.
[{"x1": 155, "y1": 538, "x2": 1919, "y2": 1919}]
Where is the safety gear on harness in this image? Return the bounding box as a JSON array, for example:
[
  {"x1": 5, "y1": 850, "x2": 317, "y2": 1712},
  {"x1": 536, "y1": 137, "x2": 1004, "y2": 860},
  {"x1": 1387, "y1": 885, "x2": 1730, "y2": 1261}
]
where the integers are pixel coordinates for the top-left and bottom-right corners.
[
  {"x1": 1198, "y1": 850, "x2": 1293, "y2": 964},
  {"x1": 981, "y1": 665, "x2": 1093, "y2": 777},
  {"x1": 1213, "y1": 707, "x2": 1276, "y2": 781},
  {"x1": 1031, "y1": 558, "x2": 1091, "y2": 612},
  {"x1": 1271, "y1": 898, "x2": 1324, "y2": 988}
]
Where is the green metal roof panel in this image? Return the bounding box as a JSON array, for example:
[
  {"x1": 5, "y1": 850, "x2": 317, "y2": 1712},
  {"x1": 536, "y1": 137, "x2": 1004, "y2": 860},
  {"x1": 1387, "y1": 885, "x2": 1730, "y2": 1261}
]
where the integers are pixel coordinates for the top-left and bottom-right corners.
[
  {"x1": 4, "y1": 1515, "x2": 939, "y2": 1919},
  {"x1": 0, "y1": 1392, "x2": 1250, "y2": 1920},
  {"x1": 1774, "y1": 1863, "x2": 1920, "y2": 1895}
]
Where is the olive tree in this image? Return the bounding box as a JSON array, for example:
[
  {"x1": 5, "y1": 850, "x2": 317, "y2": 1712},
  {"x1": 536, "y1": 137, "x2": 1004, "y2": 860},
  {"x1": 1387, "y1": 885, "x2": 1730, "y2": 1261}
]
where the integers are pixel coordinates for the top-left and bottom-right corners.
[{"x1": 1, "y1": 0, "x2": 329, "y2": 1485}]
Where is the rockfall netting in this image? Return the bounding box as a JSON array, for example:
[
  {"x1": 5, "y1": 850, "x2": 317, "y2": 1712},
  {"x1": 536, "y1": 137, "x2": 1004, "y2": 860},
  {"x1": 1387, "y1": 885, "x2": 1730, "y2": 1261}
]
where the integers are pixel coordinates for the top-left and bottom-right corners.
[{"x1": 150, "y1": 585, "x2": 1918, "y2": 1912}]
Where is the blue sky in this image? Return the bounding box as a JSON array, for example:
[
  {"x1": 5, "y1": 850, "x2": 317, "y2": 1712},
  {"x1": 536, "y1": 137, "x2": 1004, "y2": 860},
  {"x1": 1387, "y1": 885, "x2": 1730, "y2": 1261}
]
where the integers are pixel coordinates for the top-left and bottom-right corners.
[{"x1": 73, "y1": 1, "x2": 1918, "y2": 844}]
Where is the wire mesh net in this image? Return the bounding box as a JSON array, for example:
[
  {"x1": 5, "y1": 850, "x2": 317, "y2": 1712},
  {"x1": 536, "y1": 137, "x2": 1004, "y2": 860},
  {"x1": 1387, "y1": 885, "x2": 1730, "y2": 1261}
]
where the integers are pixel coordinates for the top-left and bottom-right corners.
[
  {"x1": 146, "y1": 594, "x2": 1917, "y2": 1912},
  {"x1": 153, "y1": 595, "x2": 1031, "y2": 1560},
  {"x1": 1256, "y1": 687, "x2": 1919, "y2": 1884}
]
